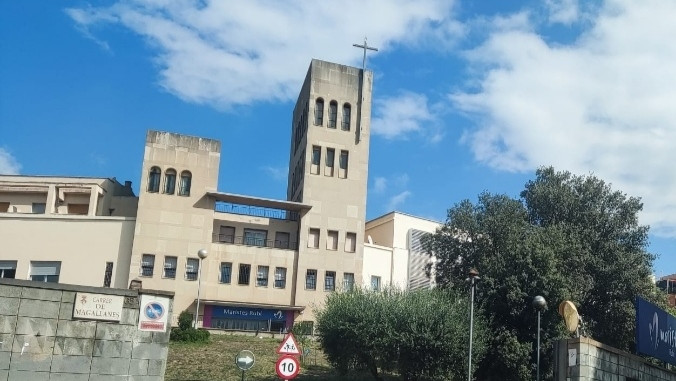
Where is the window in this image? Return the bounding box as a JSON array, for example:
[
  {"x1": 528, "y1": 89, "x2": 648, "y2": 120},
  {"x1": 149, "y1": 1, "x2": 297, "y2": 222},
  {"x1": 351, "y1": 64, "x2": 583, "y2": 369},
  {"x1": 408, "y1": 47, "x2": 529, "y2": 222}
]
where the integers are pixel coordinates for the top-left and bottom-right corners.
[
  {"x1": 238, "y1": 264, "x2": 251, "y2": 285},
  {"x1": 148, "y1": 166, "x2": 161, "y2": 192},
  {"x1": 185, "y1": 258, "x2": 199, "y2": 281},
  {"x1": 32, "y1": 203, "x2": 46, "y2": 214},
  {"x1": 371, "y1": 276, "x2": 381, "y2": 291},
  {"x1": 30, "y1": 261, "x2": 60, "y2": 283},
  {"x1": 345, "y1": 232, "x2": 357, "y2": 253},
  {"x1": 275, "y1": 232, "x2": 290, "y2": 249},
  {"x1": 306, "y1": 269, "x2": 317, "y2": 290},
  {"x1": 308, "y1": 228, "x2": 320, "y2": 248},
  {"x1": 220, "y1": 262, "x2": 232, "y2": 283},
  {"x1": 275, "y1": 267, "x2": 287, "y2": 288},
  {"x1": 325, "y1": 271, "x2": 336, "y2": 291},
  {"x1": 67, "y1": 204, "x2": 88, "y2": 215},
  {"x1": 342, "y1": 103, "x2": 351, "y2": 131},
  {"x1": 314, "y1": 98, "x2": 324, "y2": 126},
  {"x1": 164, "y1": 256, "x2": 177, "y2": 278},
  {"x1": 256, "y1": 266, "x2": 269, "y2": 287},
  {"x1": 244, "y1": 229, "x2": 267, "y2": 247},
  {"x1": 179, "y1": 171, "x2": 192, "y2": 196},
  {"x1": 339, "y1": 150, "x2": 349, "y2": 179},
  {"x1": 311, "y1": 146, "x2": 321, "y2": 175},
  {"x1": 327, "y1": 230, "x2": 338, "y2": 251},
  {"x1": 0, "y1": 202, "x2": 9, "y2": 213},
  {"x1": 103, "y1": 262, "x2": 113, "y2": 287},
  {"x1": 219, "y1": 226, "x2": 235, "y2": 243},
  {"x1": 343, "y1": 273, "x2": 355, "y2": 291},
  {"x1": 0, "y1": 261, "x2": 17, "y2": 279},
  {"x1": 328, "y1": 101, "x2": 337, "y2": 128},
  {"x1": 325, "y1": 148, "x2": 335, "y2": 177},
  {"x1": 141, "y1": 254, "x2": 155, "y2": 277},
  {"x1": 164, "y1": 168, "x2": 177, "y2": 194}
]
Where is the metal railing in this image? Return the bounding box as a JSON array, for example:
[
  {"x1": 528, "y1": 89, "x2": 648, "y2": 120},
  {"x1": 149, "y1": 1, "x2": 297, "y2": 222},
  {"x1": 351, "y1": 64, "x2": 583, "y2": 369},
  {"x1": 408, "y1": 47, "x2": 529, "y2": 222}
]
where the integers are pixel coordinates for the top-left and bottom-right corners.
[
  {"x1": 212, "y1": 234, "x2": 298, "y2": 250},
  {"x1": 214, "y1": 201, "x2": 299, "y2": 221}
]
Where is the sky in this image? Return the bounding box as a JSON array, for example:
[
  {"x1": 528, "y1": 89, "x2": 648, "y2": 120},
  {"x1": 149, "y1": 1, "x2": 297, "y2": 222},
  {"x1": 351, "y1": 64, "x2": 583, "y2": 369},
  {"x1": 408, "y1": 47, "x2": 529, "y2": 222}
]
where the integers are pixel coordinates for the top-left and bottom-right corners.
[{"x1": 1, "y1": 0, "x2": 675, "y2": 273}]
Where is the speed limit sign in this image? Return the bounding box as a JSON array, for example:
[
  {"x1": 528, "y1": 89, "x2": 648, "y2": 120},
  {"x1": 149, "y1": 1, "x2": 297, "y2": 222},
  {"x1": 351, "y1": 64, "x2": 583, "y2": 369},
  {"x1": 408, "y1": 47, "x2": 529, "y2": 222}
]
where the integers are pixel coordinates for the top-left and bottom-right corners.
[{"x1": 275, "y1": 354, "x2": 300, "y2": 379}]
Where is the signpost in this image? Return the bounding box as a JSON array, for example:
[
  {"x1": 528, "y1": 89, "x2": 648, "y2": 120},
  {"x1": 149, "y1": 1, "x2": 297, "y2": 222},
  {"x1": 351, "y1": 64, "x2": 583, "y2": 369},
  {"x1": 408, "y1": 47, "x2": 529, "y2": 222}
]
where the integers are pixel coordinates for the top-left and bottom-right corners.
[
  {"x1": 236, "y1": 350, "x2": 255, "y2": 381},
  {"x1": 276, "y1": 355, "x2": 300, "y2": 380},
  {"x1": 276, "y1": 333, "x2": 301, "y2": 355}
]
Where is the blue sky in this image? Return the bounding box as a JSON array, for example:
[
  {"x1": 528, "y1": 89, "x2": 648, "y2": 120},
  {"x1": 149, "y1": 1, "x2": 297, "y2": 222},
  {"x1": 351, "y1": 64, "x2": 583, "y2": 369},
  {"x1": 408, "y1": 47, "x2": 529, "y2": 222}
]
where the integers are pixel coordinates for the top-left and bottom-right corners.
[{"x1": 1, "y1": 0, "x2": 675, "y2": 273}]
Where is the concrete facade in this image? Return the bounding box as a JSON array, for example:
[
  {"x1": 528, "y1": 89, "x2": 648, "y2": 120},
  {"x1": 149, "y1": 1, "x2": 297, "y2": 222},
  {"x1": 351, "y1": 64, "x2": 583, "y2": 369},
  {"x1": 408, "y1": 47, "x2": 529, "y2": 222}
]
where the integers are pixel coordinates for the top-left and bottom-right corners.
[
  {"x1": 554, "y1": 337, "x2": 676, "y2": 381},
  {"x1": 0, "y1": 278, "x2": 173, "y2": 381}
]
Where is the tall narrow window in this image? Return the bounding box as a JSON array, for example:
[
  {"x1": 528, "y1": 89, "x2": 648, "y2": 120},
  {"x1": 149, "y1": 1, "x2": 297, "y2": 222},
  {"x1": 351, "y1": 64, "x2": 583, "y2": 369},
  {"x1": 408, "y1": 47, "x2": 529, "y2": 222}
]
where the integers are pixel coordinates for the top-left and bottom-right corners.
[
  {"x1": 164, "y1": 168, "x2": 177, "y2": 194},
  {"x1": 185, "y1": 258, "x2": 199, "y2": 280},
  {"x1": 164, "y1": 256, "x2": 177, "y2": 278},
  {"x1": 343, "y1": 273, "x2": 355, "y2": 291},
  {"x1": 275, "y1": 267, "x2": 287, "y2": 288},
  {"x1": 103, "y1": 262, "x2": 113, "y2": 287},
  {"x1": 306, "y1": 269, "x2": 317, "y2": 290},
  {"x1": 308, "y1": 228, "x2": 320, "y2": 248},
  {"x1": 327, "y1": 230, "x2": 338, "y2": 251},
  {"x1": 328, "y1": 101, "x2": 338, "y2": 128},
  {"x1": 30, "y1": 261, "x2": 61, "y2": 283},
  {"x1": 179, "y1": 171, "x2": 192, "y2": 196},
  {"x1": 325, "y1": 271, "x2": 336, "y2": 291},
  {"x1": 257, "y1": 266, "x2": 269, "y2": 287},
  {"x1": 141, "y1": 254, "x2": 155, "y2": 277},
  {"x1": 314, "y1": 98, "x2": 324, "y2": 126},
  {"x1": 371, "y1": 276, "x2": 381, "y2": 292},
  {"x1": 220, "y1": 262, "x2": 232, "y2": 283},
  {"x1": 238, "y1": 264, "x2": 251, "y2": 285},
  {"x1": 275, "y1": 232, "x2": 290, "y2": 249},
  {"x1": 325, "y1": 148, "x2": 335, "y2": 177},
  {"x1": 311, "y1": 146, "x2": 321, "y2": 175},
  {"x1": 341, "y1": 103, "x2": 351, "y2": 131},
  {"x1": 0, "y1": 261, "x2": 17, "y2": 279},
  {"x1": 339, "y1": 150, "x2": 349, "y2": 179},
  {"x1": 345, "y1": 232, "x2": 357, "y2": 253},
  {"x1": 148, "y1": 166, "x2": 161, "y2": 192}
]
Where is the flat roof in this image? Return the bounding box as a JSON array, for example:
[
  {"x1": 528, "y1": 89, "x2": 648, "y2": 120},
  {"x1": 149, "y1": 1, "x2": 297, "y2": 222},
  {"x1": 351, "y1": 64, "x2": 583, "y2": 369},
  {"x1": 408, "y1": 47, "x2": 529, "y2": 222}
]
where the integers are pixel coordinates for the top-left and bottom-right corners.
[
  {"x1": 207, "y1": 192, "x2": 312, "y2": 212},
  {"x1": 366, "y1": 210, "x2": 443, "y2": 226}
]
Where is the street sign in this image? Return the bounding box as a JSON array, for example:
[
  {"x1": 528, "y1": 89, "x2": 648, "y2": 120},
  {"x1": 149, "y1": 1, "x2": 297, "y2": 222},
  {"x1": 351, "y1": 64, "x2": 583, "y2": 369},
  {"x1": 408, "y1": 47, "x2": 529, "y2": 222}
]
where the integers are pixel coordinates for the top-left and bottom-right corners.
[
  {"x1": 276, "y1": 333, "x2": 301, "y2": 355},
  {"x1": 276, "y1": 354, "x2": 300, "y2": 379},
  {"x1": 236, "y1": 350, "x2": 255, "y2": 371}
]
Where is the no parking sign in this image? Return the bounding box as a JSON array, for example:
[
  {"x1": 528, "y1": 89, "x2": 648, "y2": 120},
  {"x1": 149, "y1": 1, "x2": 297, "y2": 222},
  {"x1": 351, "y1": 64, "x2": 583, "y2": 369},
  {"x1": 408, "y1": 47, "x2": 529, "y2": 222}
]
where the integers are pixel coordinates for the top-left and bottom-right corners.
[{"x1": 138, "y1": 294, "x2": 170, "y2": 332}]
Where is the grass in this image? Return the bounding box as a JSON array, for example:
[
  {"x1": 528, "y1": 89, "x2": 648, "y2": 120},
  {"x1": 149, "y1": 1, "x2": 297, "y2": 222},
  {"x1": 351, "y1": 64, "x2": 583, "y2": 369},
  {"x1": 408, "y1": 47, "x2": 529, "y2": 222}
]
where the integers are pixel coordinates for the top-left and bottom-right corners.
[{"x1": 166, "y1": 334, "x2": 398, "y2": 381}]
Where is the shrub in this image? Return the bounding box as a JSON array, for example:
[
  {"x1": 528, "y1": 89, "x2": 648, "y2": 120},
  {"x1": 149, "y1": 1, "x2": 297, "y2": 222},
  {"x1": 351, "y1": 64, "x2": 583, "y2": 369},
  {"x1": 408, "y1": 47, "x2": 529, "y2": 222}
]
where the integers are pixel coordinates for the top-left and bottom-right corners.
[{"x1": 170, "y1": 310, "x2": 210, "y2": 343}]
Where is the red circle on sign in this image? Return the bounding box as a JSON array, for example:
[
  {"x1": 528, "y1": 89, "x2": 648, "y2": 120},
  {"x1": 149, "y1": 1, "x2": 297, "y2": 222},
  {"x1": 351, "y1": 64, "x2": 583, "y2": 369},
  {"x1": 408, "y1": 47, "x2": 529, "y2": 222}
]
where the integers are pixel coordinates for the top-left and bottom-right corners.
[{"x1": 275, "y1": 355, "x2": 300, "y2": 379}]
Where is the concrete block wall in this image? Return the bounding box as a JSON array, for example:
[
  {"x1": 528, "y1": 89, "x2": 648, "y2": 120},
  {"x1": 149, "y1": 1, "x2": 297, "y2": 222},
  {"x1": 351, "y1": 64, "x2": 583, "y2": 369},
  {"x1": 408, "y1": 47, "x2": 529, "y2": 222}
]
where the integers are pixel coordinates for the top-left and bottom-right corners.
[
  {"x1": 554, "y1": 337, "x2": 676, "y2": 381},
  {"x1": 0, "y1": 279, "x2": 173, "y2": 381}
]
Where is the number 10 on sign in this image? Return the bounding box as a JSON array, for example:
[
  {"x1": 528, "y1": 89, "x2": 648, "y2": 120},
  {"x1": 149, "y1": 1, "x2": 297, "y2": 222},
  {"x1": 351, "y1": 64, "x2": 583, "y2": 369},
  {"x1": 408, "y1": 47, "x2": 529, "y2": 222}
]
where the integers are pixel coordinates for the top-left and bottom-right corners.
[{"x1": 276, "y1": 355, "x2": 300, "y2": 379}]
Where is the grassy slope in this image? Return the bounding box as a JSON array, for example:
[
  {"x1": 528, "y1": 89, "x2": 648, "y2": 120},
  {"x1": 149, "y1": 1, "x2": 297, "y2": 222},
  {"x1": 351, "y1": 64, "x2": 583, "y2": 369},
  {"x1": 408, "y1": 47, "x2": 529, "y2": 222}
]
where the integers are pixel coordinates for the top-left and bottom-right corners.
[{"x1": 166, "y1": 334, "x2": 395, "y2": 381}]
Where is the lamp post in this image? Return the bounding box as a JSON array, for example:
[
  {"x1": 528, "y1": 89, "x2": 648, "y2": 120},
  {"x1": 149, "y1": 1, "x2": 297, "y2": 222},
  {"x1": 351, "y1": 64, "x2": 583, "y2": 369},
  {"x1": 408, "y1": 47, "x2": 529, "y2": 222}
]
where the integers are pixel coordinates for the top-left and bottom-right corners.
[
  {"x1": 194, "y1": 249, "x2": 208, "y2": 328},
  {"x1": 533, "y1": 295, "x2": 547, "y2": 381},
  {"x1": 467, "y1": 268, "x2": 480, "y2": 381}
]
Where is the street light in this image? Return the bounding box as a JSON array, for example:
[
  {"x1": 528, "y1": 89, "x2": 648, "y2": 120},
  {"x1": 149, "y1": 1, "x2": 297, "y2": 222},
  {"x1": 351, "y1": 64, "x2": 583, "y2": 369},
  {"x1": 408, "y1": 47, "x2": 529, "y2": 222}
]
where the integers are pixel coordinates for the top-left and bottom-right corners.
[
  {"x1": 467, "y1": 268, "x2": 480, "y2": 381},
  {"x1": 533, "y1": 295, "x2": 547, "y2": 381},
  {"x1": 194, "y1": 249, "x2": 208, "y2": 328}
]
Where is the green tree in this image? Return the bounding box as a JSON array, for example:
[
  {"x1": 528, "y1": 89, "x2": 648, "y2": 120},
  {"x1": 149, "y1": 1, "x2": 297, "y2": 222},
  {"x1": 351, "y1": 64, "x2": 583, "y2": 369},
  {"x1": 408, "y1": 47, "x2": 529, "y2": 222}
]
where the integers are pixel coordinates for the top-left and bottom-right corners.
[
  {"x1": 424, "y1": 167, "x2": 666, "y2": 381},
  {"x1": 316, "y1": 288, "x2": 486, "y2": 381}
]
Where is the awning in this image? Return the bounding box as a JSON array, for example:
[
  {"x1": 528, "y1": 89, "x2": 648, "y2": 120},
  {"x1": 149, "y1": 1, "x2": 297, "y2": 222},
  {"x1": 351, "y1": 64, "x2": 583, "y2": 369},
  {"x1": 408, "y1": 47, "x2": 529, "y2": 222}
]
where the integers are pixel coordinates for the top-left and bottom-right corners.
[{"x1": 196, "y1": 299, "x2": 305, "y2": 311}]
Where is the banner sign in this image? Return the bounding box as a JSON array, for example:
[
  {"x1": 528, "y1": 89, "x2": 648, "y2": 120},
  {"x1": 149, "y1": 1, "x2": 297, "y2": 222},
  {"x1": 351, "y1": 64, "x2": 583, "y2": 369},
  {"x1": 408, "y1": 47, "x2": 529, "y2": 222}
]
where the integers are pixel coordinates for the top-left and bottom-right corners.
[
  {"x1": 636, "y1": 296, "x2": 676, "y2": 365},
  {"x1": 73, "y1": 292, "x2": 124, "y2": 322},
  {"x1": 138, "y1": 294, "x2": 171, "y2": 332},
  {"x1": 212, "y1": 306, "x2": 286, "y2": 321}
]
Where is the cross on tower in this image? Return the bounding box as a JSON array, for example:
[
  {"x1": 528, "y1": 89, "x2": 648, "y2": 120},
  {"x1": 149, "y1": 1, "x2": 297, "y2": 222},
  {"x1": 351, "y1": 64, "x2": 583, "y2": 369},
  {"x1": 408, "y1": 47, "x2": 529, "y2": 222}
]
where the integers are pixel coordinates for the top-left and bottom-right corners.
[{"x1": 353, "y1": 37, "x2": 378, "y2": 70}]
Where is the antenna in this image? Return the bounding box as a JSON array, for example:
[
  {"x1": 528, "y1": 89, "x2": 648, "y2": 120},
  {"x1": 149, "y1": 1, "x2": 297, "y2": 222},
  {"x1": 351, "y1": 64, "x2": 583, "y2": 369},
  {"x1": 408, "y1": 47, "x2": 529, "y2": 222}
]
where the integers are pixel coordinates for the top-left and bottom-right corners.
[{"x1": 558, "y1": 300, "x2": 580, "y2": 335}]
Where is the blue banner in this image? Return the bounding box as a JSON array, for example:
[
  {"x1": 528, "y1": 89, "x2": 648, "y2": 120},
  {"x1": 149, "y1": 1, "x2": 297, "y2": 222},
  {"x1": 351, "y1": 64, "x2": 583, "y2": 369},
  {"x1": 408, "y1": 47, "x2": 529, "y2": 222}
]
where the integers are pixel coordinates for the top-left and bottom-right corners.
[
  {"x1": 636, "y1": 297, "x2": 676, "y2": 365},
  {"x1": 212, "y1": 306, "x2": 286, "y2": 321}
]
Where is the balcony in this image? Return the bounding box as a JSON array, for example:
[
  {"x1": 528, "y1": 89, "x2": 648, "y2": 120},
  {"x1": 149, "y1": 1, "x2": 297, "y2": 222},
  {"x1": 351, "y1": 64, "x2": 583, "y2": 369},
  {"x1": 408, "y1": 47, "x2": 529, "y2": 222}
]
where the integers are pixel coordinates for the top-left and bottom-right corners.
[
  {"x1": 215, "y1": 201, "x2": 299, "y2": 221},
  {"x1": 212, "y1": 234, "x2": 298, "y2": 250}
]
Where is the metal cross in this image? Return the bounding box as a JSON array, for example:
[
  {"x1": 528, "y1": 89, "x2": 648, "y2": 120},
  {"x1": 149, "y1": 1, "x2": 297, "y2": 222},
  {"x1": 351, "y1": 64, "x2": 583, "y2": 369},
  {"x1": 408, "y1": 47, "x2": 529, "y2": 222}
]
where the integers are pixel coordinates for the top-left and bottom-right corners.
[{"x1": 353, "y1": 37, "x2": 378, "y2": 70}]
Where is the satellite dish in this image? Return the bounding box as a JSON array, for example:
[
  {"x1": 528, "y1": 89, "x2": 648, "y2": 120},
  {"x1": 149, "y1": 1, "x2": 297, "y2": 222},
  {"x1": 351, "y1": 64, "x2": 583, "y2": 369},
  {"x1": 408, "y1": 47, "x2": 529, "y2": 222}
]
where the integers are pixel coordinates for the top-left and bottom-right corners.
[{"x1": 558, "y1": 300, "x2": 580, "y2": 333}]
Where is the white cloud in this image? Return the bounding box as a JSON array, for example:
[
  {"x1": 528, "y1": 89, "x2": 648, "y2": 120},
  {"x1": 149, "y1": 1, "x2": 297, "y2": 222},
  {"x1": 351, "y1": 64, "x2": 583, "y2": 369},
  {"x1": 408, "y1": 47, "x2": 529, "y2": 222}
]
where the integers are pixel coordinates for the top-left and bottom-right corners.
[
  {"x1": 387, "y1": 190, "x2": 412, "y2": 211},
  {"x1": 0, "y1": 148, "x2": 21, "y2": 175},
  {"x1": 452, "y1": 0, "x2": 676, "y2": 237},
  {"x1": 66, "y1": 0, "x2": 458, "y2": 109},
  {"x1": 261, "y1": 166, "x2": 288, "y2": 182},
  {"x1": 371, "y1": 92, "x2": 437, "y2": 140},
  {"x1": 373, "y1": 177, "x2": 387, "y2": 194},
  {"x1": 546, "y1": 0, "x2": 580, "y2": 25}
]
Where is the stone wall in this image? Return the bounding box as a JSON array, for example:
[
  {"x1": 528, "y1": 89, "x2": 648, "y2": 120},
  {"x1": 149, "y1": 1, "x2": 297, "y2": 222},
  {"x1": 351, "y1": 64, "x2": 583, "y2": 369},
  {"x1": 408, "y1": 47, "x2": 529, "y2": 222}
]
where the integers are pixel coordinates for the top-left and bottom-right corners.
[
  {"x1": 0, "y1": 279, "x2": 173, "y2": 381},
  {"x1": 554, "y1": 337, "x2": 676, "y2": 381}
]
